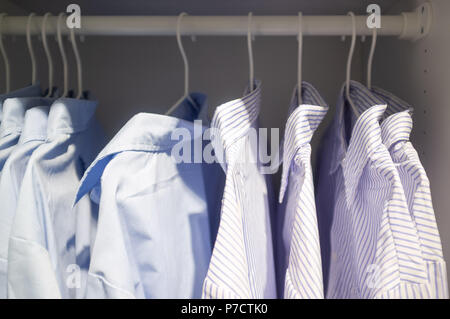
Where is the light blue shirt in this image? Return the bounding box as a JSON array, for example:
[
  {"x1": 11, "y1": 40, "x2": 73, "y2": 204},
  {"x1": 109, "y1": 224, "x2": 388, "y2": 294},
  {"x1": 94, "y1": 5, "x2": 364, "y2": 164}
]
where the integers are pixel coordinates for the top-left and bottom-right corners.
[
  {"x1": 7, "y1": 98, "x2": 106, "y2": 299},
  {"x1": 202, "y1": 81, "x2": 277, "y2": 299},
  {"x1": 0, "y1": 97, "x2": 52, "y2": 174},
  {"x1": 277, "y1": 82, "x2": 328, "y2": 299},
  {"x1": 0, "y1": 103, "x2": 50, "y2": 299},
  {"x1": 74, "y1": 94, "x2": 223, "y2": 298},
  {"x1": 0, "y1": 84, "x2": 41, "y2": 123}
]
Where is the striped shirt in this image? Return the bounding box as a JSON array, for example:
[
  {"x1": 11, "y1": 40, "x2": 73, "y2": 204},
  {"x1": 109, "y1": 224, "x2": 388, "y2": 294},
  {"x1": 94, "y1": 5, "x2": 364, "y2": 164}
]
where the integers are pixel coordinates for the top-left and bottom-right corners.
[
  {"x1": 202, "y1": 81, "x2": 277, "y2": 298},
  {"x1": 375, "y1": 88, "x2": 448, "y2": 298},
  {"x1": 277, "y1": 82, "x2": 328, "y2": 299},
  {"x1": 315, "y1": 81, "x2": 409, "y2": 294},
  {"x1": 316, "y1": 81, "x2": 430, "y2": 298}
]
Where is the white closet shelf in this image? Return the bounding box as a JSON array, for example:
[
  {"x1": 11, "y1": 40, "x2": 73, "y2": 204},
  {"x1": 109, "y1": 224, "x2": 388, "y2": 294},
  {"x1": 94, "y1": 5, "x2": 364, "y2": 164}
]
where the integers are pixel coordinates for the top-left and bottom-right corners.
[{"x1": 0, "y1": 4, "x2": 432, "y2": 40}]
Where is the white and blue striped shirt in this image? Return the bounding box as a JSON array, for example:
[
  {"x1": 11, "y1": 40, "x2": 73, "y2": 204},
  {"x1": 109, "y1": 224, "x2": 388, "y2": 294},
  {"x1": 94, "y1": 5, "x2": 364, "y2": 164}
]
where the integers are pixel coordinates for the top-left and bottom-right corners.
[
  {"x1": 277, "y1": 82, "x2": 328, "y2": 299},
  {"x1": 316, "y1": 81, "x2": 431, "y2": 298},
  {"x1": 202, "y1": 81, "x2": 277, "y2": 298},
  {"x1": 374, "y1": 87, "x2": 448, "y2": 298}
]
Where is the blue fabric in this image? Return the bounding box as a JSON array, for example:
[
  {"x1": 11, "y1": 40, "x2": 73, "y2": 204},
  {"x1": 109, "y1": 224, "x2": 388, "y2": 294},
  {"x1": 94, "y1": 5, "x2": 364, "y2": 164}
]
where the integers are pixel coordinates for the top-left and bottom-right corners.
[
  {"x1": 0, "y1": 105, "x2": 50, "y2": 298},
  {"x1": 0, "y1": 84, "x2": 42, "y2": 123},
  {"x1": 74, "y1": 93, "x2": 223, "y2": 298},
  {"x1": 7, "y1": 98, "x2": 106, "y2": 299}
]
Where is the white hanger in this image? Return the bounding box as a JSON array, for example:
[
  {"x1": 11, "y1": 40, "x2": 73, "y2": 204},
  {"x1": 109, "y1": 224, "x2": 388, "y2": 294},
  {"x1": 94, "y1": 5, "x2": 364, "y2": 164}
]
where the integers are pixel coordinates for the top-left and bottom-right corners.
[
  {"x1": 69, "y1": 22, "x2": 83, "y2": 99},
  {"x1": 0, "y1": 13, "x2": 10, "y2": 93},
  {"x1": 166, "y1": 12, "x2": 195, "y2": 116},
  {"x1": 57, "y1": 13, "x2": 69, "y2": 97},
  {"x1": 367, "y1": 26, "x2": 377, "y2": 90},
  {"x1": 27, "y1": 13, "x2": 37, "y2": 85},
  {"x1": 247, "y1": 12, "x2": 254, "y2": 92},
  {"x1": 345, "y1": 12, "x2": 359, "y2": 116},
  {"x1": 297, "y1": 12, "x2": 303, "y2": 104},
  {"x1": 42, "y1": 13, "x2": 54, "y2": 98}
]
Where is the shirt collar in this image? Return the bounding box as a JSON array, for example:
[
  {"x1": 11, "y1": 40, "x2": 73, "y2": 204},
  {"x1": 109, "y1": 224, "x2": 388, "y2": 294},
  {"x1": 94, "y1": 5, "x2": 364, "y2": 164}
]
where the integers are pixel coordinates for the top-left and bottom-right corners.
[
  {"x1": 370, "y1": 87, "x2": 413, "y2": 149},
  {"x1": 18, "y1": 105, "x2": 50, "y2": 144},
  {"x1": 210, "y1": 80, "x2": 261, "y2": 169},
  {"x1": 329, "y1": 81, "x2": 386, "y2": 175},
  {"x1": 279, "y1": 82, "x2": 328, "y2": 203},
  {"x1": 0, "y1": 97, "x2": 52, "y2": 138},
  {"x1": 47, "y1": 98, "x2": 98, "y2": 138},
  {"x1": 74, "y1": 93, "x2": 208, "y2": 204},
  {"x1": 0, "y1": 84, "x2": 42, "y2": 123},
  {"x1": 371, "y1": 86, "x2": 411, "y2": 116},
  {"x1": 342, "y1": 104, "x2": 387, "y2": 206},
  {"x1": 381, "y1": 109, "x2": 413, "y2": 150}
]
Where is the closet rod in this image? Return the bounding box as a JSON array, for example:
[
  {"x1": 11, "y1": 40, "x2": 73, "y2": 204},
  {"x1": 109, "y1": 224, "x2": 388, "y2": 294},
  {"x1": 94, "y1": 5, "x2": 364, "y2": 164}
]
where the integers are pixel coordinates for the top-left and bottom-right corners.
[{"x1": 0, "y1": 12, "x2": 431, "y2": 40}]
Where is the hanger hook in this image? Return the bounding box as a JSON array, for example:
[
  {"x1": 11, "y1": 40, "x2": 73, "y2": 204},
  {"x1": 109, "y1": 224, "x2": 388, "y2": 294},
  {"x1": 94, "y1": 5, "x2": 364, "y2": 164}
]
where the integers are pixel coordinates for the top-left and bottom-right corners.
[
  {"x1": 0, "y1": 13, "x2": 10, "y2": 93},
  {"x1": 70, "y1": 23, "x2": 83, "y2": 99},
  {"x1": 345, "y1": 11, "x2": 359, "y2": 116},
  {"x1": 367, "y1": 27, "x2": 377, "y2": 90},
  {"x1": 42, "y1": 13, "x2": 53, "y2": 98},
  {"x1": 176, "y1": 12, "x2": 189, "y2": 97},
  {"x1": 297, "y1": 12, "x2": 303, "y2": 104},
  {"x1": 165, "y1": 12, "x2": 196, "y2": 116},
  {"x1": 57, "y1": 13, "x2": 69, "y2": 97},
  {"x1": 27, "y1": 13, "x2": 37, "y2": 85},
  {"x1": 247, "y1": 12, "x2": 254, "y2": 92}
]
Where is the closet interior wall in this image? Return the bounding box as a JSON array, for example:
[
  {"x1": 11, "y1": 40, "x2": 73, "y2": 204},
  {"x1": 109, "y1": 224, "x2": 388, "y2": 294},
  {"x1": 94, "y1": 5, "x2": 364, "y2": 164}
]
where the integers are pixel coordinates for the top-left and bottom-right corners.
[{"x1": 1, "y1": 0, "x2": 448, "y2": 287}]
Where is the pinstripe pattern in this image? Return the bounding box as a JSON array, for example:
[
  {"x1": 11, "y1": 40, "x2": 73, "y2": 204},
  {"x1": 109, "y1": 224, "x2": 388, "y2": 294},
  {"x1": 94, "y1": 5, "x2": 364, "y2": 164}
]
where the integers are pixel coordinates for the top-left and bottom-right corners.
[
  {"x1": 278, "y1": 83, "x2": 328, "y2": 299},
  {"x1": 315, "y1": 81, "x2": 388, "y2": 294},
  {"x1": 202, "y1": 81, "x2": 277, "y2": 299},
  {"x1": 316, "y1": 81, "x2": 441, "y2": 299},
  {"x1": 376, "y1": 92, "x2": 448, "y2": 298},
  {"x1": 329, "y1": 103, "x2": 427, "y2": 299}
]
